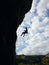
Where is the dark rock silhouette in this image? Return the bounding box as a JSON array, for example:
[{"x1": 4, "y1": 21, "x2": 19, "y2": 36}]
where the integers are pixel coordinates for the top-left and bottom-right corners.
[
  {"x1": 21, "y1": 27, "x2": 28, "y2": 37},
  {"x1": 0, "y1": 0, "x2": 33, "y2": 65}
]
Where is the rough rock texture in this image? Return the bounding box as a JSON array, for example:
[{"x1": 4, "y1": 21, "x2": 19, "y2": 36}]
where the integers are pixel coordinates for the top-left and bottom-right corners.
[{"x1": 0, "y1": 0, "x2": 32, "y2": 65}]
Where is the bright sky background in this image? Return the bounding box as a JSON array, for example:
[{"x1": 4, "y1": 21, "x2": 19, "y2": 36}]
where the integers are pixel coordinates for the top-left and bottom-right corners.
[{"x1": 16, "y1": 0, "x2": 49, "y2": 55}]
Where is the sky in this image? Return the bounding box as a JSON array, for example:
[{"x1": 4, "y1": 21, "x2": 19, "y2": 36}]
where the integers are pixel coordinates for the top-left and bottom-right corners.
[{"x1": 16, "y1": 0, "x2": 49, "y2": 55}]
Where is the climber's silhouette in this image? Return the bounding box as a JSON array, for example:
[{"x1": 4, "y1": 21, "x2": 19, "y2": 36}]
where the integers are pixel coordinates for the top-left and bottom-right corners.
[{"x1": 21, "y1": 27, "x2": 28, "y2": 37}]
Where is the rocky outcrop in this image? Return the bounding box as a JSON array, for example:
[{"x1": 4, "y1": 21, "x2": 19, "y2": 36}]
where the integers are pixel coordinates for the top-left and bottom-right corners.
[{"x1": 0, "y1": 0, "x2": 32, "y2": 65}]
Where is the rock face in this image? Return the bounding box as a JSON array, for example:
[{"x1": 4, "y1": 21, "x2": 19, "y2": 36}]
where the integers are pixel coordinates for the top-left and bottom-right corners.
[{"x1": 0, "y1": 0, "x2": 32, "y2": 65}]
